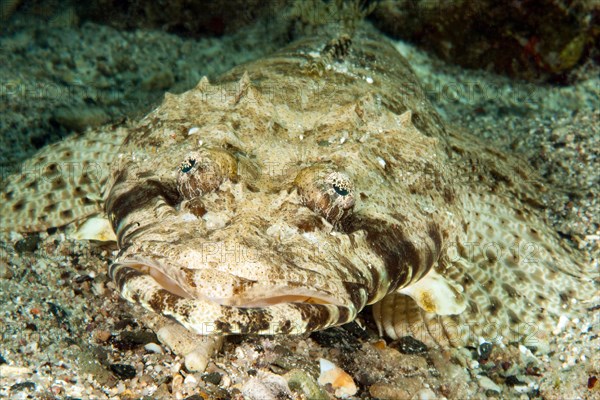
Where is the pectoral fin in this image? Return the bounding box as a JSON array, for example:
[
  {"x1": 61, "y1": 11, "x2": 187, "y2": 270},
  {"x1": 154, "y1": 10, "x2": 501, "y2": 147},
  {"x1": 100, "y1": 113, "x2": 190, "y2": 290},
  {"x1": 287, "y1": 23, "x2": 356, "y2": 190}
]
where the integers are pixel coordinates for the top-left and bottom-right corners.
[
  {"x1": 397, "y1": 269, "x2": 466, "y2": 316},
  {"x1": 73, "y1": 215, "x2": 117, "y2": 242},
  {"x1": 0, "y1": 127, "x2": 126, "y2": 232},
  {"x1": 373, "y1": 191, "x2": 597, "y2": 348}
]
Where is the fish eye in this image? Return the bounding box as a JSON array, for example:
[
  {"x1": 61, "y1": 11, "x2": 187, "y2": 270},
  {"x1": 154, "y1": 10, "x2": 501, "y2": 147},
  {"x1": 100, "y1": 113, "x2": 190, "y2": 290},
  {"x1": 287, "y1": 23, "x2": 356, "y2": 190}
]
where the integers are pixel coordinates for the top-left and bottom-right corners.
[
  {"x1": 333, "y1": 184, "x2": 349, "y2": 196},
  {"x1": 177, "y1": 150, "x2": 237, "y2": 199},
  {"x1": 180, "y1": 158, "x2": 196, "y2": 174},
  {"x1": 294, "y1": 167, "x2": 355, "y2": 224}
]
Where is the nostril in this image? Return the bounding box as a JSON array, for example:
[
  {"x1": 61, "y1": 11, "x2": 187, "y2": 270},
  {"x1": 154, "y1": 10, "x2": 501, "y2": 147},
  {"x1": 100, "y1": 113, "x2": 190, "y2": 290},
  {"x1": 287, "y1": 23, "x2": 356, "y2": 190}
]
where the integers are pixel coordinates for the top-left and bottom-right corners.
[{"x1": 182, "y1": 197, "x2": 207, "y2": 217}]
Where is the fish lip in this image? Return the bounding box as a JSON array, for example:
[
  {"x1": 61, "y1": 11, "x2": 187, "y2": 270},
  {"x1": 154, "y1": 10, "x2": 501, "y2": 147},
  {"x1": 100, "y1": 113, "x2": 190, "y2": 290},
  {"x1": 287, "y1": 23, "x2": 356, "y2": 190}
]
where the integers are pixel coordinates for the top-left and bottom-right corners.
[
  {"x1": 220, "y1": 285, "x2": 345, "y2": 308},
  {"x1": 114, "y1": 257, "x2": 196, "y2": 300},
  {"x1": 114, "y1": 255, "x2": 348, "y2": 308}
]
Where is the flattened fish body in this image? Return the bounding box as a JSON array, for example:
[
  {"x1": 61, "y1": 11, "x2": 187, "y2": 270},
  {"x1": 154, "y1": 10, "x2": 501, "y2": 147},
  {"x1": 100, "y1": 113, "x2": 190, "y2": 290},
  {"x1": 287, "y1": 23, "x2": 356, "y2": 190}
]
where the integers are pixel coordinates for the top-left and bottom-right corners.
[{"x1": 1, "y1": 23, "x2": 596, "y2": 346}]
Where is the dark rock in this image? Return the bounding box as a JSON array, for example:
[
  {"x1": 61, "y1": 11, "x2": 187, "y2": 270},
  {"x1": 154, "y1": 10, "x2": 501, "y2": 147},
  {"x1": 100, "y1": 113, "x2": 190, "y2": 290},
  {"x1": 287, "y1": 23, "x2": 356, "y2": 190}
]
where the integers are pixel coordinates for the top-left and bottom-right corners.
[
  {"x1": 184, "y1": 396, "x2": 204, "y2": 400},
  {"x1": 310, "y1": 323, "x2": 363, "y2": 351},
  {"x1": 74, "y1": 274, "x2": 94, "y2": 284},
  {"x1": 15, "y1": 235, "x2": 41, "y2": 254},
  {"x1": 341, "y1": 320, "x2": 370, "y2": 341},
  {"x1": 111, "y1": 330, "x2": 159, "y2": 351},
  {"x1": 75, "y1": 0, "x2": 288, "y2": 37},
  {"x1": 25, "y1": 323, "x2": 37, "y2": 331},
  {"x1": 112, "y1": 318, "x2": 138, "y2": 331},
  {"x1": 505, "y1": 375, "x2": 525, "y2": 387},
  {"x1": 272, "y1": 344, "x2": 293, "y2": 357},
  {"x1": 391, "y1": 336, "x2": 428, "y2": 354},
  {"x1": 48, "y1": 302, "x2": 70, "y2": 326},
  {"x1": 478, "y1": 341, "x2": 493, "y2": 360},
  {"x1": 371, "y1": 0, "x2": 599, "y2": 82},
  {"x1": 0, "y1": 353, "x2": 6, "y2": 364},
  {"x1": 110, "y1": 363, "x2": 137, "y2": 380},
  {"x1": 269, "y1": 344, "x2": 319, "y2": 377},
  {"x1": 226, "y1": 334, "x2": 245, "y2": 345},
  {"x1": 202, "y1": 372, "x2": 223, "y2": 385},
  {"x1": 10, "y1": 381, "x2": 36, "y2": 391},
  {"x1": 525, "y1": 362, "x2": 542, "y2": 377}
]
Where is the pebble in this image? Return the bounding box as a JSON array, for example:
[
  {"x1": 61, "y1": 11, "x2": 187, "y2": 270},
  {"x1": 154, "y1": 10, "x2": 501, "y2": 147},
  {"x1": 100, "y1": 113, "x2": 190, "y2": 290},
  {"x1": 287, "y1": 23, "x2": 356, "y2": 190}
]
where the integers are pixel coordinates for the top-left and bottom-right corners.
[
  {"x1": 114, "y1": 330, "x2": 159, "y2": 350},
  {"x1": 369, "y1": 382, "x2": 411, "y2": 399},
  {"x1": 392, "y1": 336, "x2": 428, "y2": 354},
  {"x1": 0, "y1": 365, "x2": 32, "y2": 377},
  {"x1": 239, "y1": 371, "x2": 293, "y2": 400},
  {"x1": 14, "y1": 235, "x2": 41, "y2": 254},
  {"x1": 185, "y1": 348, "x2": 213, "y2": 373},
  {"x1": 415, "y1": 388, "x2": 437, "y2": 399},
  {"x1": 171, "y1": 374, "x2": 184, "y2": 394},
  {"x1": 317, "y1": 358, "x2": 357, "y2": 398},
  {"x1": 10, "y1": 381, "x2": 36, "y2": 392},
  {"x1": 156, "y1": 323, "x2": 223, "y2": 372},
  {"x1": 478, "y1": 341, "x2": 493, "y2": 360},
  {"x1": 110, "y1": 363, "x2": 137, "y2": 380},
  {"x1": 285, "y1": 368, "x2": 329, "y2": 400},
  {"x1": 183, "y1": 374, "x2": 198, "y2": 386},
  {"x1": 144, "y1": 342, "x2": 163, "y2": 354},
  {"x1": 553, "y1": 315, "x2": 569, "y2": 335},
  {"x1": 478, "y1": 376, "x2": 501, "y2": 393},
  {"x1": 518, "y1": 344, "x2": 538, "y2": 364},
  {"x1": 201, "y1": 372, "x2": 222, "y2": 385},
  {"x1": 94, "y1": 329, "x2": 111, "y2": 343},
  {"x1": 527, "y1": 339, "x2": 550, "y2": 355}
]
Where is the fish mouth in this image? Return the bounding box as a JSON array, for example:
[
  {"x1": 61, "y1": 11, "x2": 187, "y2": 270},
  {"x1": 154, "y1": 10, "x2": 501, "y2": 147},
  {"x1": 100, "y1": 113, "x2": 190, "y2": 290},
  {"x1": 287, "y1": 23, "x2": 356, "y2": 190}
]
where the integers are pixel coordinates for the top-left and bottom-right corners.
[
  {"x1": 110, "y1": 258, "x2": 365, "y2": 335},
  {"x1": 114, "y1": 256, "x2": 347, "y2": 309}
]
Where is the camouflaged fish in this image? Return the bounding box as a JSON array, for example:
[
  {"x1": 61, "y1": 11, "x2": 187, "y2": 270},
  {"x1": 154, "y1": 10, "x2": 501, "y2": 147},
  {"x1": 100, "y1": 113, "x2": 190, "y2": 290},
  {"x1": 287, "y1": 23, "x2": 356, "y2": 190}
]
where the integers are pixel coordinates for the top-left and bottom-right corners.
[{"x1": 1, "y1": 20, "x2": 596, "y2": 348}]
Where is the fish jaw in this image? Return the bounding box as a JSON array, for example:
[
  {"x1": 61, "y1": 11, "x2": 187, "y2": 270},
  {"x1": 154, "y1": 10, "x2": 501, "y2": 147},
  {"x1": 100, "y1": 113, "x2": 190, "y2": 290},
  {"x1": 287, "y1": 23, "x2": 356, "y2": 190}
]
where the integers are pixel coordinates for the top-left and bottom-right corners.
[
  {"x1": 110, "y1": 260, "x2": 365, "y2": 335},
  {"x1": 109, "y1": 238, "x2": 372, "y2": 335},
  {"x1": 107, "y1": 202, "x2": 376, "y2": 321}
]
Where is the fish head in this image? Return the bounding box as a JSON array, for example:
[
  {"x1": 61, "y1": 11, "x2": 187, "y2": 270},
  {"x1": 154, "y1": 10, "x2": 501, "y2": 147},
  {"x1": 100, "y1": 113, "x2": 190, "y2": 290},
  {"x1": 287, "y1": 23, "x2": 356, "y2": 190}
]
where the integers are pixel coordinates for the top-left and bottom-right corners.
[{"x1": 106, "y1": 78, "x2": 456, "y2": 334}]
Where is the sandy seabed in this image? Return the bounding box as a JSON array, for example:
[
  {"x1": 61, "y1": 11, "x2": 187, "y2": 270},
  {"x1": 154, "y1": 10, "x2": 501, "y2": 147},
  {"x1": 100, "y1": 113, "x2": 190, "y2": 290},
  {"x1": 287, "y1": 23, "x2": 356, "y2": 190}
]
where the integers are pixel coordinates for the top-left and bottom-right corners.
[{"x1": 0, "y1": 6, "x2": 598, "y2": 400}]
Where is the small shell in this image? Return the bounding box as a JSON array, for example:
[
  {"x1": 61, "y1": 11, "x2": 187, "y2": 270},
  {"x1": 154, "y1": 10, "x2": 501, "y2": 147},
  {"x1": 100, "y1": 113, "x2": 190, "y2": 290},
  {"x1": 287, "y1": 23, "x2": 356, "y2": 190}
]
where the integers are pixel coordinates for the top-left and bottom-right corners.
[{"x1": 318, "y1": 358, "x2": 357, "y2": 398}]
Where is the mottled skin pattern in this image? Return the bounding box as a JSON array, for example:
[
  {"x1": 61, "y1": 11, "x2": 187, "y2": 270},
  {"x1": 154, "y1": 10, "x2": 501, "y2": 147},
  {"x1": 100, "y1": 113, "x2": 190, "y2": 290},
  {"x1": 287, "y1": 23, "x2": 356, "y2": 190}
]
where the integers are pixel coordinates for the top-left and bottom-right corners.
[
  {"x1": 103, "y1": 24, "x2": 457, "y2": 335},
  {"x1": 1, "y1": 22, "x2": 596, "y2": 346}
]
